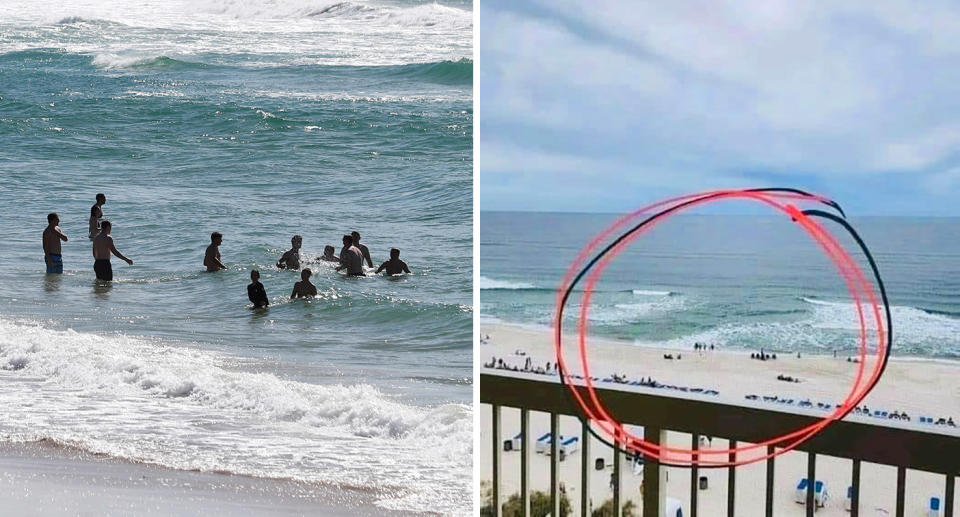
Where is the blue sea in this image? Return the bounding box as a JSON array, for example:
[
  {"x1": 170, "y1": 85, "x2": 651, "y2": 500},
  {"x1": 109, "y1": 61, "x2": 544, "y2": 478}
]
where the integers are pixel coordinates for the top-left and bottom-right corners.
[
  {"x1": 0, "y1": 1, "x2": 472, "y2": 514},
  {"x1": 480, "y1": 211, "x2": 960, "y2": 360}
]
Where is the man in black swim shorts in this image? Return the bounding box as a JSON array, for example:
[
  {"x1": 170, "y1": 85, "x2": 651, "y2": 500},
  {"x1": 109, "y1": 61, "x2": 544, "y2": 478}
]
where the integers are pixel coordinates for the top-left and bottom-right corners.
[{"x1": 92, "y1": 220, "x2": 133, "y2": 281}]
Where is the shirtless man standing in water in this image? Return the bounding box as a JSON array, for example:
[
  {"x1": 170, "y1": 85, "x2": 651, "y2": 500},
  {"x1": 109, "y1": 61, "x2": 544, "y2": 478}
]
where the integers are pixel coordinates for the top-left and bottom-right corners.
[
  {"x1": 92, "y1": 220, "x2": 133, "y2": 281},
  {"x1": 290, "y1": 268, "x2": 318, "y2": 298},
  {"x1": 204, "y1": 232, "x2": 227, "y2": 272},
  {"x1": 89, "y1": 193, "x2": 106, "y2": 239},
  {"x1": 350, "y1": 231, "x2": 373, "y2": 269},
  {"x1": 43, "y1": 212, "x2": 68, "y2": 274},
  {"x1": 336, "y1": 234, "x2": 365, "y2": 276}
]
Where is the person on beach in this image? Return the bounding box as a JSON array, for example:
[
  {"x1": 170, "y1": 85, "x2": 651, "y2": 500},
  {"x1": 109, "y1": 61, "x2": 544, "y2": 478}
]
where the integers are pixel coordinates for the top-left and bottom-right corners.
[
  {"x1": 247, "y1": 269, "x2": 269, "y2": 308},
  {"x1": 351, "y1": 231, "x2": 373, "y2": 268},
  {"x1": 291, "y1": 268, "x2": 318, "y2": 298},
  {"x1": 375, "y1": 248, "x2": 411, "y2": 275},
  {"x1": 319, "y1": 245, "x2": 339, "y2": 262},
  {"x1": 43, "y1": 212, "x2": 68, "y2": 274},
  {"x1": 337, "y1": 234, "x2": 365, "y2": 276},
  {"x1": 276, "y1": 235, "x2": 302, "y2": 270},
  {"x1": 89, "y1": 193, "x2": 106, "y2": 238},
  {"x1": 204, "y1": 232, "x2": 227, "y2": 272},
  {"x1": 92, "y1": 220, "x2": 133, "y2": 281}
]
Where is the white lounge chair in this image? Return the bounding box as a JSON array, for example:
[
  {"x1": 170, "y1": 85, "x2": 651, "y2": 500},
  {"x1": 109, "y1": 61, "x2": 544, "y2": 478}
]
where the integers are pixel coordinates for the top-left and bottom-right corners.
[
  {"x1": 664, "y1": 497, "x2": 684, "y2": 517},
  {"x1": 506, "y1": 432, "x2": 522, "y2": 451},
  {"x1": 559, "y1": 436, "x2": 579, "y2": 456},
  {"x1": 795, "y1": 478, "x2": 809, "y2": 503},
  {"x1": 815, "y1": 481, "x2": 829, "y2": 507},
  {"x1": 535, "y1": 432, "x2": 558, "y2": 454},
  {"x1": 929, "y1": 496, "x2": 941, "y2": 517}
]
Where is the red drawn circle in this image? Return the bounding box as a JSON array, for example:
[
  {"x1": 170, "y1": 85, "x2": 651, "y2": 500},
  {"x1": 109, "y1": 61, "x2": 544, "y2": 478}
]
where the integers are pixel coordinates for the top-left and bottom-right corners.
[{"x1": 552, "y1": 189, "x2": 888, "y2": 467}]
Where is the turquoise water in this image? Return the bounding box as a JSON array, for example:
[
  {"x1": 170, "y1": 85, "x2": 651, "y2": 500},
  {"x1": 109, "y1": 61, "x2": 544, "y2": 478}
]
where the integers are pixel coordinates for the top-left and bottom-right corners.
[
  {"x1": 0, "y1": 1, "x2": 472, "y2": 514},
  {"x1": 481, "y1": 211, "x2": 960, "y2": 359}
]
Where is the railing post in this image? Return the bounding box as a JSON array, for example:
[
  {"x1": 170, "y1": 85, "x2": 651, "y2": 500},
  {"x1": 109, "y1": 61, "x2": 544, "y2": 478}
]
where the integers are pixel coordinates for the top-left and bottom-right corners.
[
  {"x1": 806, "y1": 452, "x2": 815, "y2": 517},
  {"x1": 520, "y1": 408, "x2": 530, "y2": 517},
  {"x1": 581, "y1": 419, "x2": 591, "y2": 517},
  {"x1": 765, "y1": 445, "x2": 775, "y2": 517},
  {"x1": 492, "y1": 404, "x2": 501, "y2": 517},
  {"x1": 551, "y1": 412, "x2": 561, "y2": 517},
  {"x1": 896, "y1": 466, "x2": 906, "y2": 517},
  {"x1": 946, "y1": 474, "x2": 955, "y2": 517},
  {"x1": 613, "y1": 436, "x2": 621, "y2": 517},
  {"x1": 642, "y1": 426, "x2": 665, "y2": 517},
  {"x1": 851, "y1": 459, "x2": 861, "y2": 517},
  {"x1": 691, "y1": 433, "x2": 700, "y2": 517},
  {"x1": 728, "y1": 440, "x2": 736, "y2": 517}
]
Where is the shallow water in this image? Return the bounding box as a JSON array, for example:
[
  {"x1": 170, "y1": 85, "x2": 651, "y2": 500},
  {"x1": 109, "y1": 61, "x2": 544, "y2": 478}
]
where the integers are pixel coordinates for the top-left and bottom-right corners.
[
  {"x1": 0, "y1": 1, "x2": 472, "y2": 514},
  {"x1": 480, "y1": 212, "x2": 960, "y2": 359}
]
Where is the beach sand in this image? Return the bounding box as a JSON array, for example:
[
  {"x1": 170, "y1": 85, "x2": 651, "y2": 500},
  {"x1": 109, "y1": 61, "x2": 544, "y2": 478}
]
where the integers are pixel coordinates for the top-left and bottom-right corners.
[
  {"x1": 479, "y1": 323, "x2": 960, "y2": 516},
  {"x1": 0, "y1": 440, "x2": 416, "y2": 517}
]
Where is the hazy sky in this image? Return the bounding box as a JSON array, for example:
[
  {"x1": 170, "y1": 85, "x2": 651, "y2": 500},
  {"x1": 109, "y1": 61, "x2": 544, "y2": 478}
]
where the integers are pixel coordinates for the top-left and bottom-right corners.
[{"x1": 477, "y1": 0, "x2": 960, "y2": 215}]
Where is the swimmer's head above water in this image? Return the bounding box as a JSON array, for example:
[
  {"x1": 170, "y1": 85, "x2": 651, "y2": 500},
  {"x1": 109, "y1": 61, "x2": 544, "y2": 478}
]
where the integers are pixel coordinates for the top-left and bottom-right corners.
[
  {"x1": 301, "y1": 268, "x2": 312, "y2": 280},
  {"x1": 291, "y1": 235, "x2": 302, "y2": 249},
  {"x1": 211, "y1": 232, "x2": 223, "y2": 245},
  {"x1": 342, "y1": 234, "x2": 353, "y2": 246}
]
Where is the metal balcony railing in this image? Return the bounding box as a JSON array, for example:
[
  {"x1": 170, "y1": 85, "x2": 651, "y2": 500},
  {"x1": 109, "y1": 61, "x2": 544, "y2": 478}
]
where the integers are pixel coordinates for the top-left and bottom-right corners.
[{"x1": 480, "y1": 372, "x2": 959, "y2": 517}]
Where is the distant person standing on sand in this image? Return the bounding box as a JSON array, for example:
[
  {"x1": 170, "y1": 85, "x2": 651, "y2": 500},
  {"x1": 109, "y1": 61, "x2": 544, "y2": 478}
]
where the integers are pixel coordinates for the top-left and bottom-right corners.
[
  {"x1": 376, "y1": 248, "x2": 411, "y2": 275},
  {"x1": 291, "y1": 268, "x2": 318, "y2": 298},
  {"x1": 276, "y1": 235, "x2": 302, "y2": 270},
  {"x1": 204, "y1": 232, "x2": 227, "y2": 272},
  {"x1": 89, "y1": 193, "x2": 106, "y2": 238},
  {"x1": 92, "y1": 220, "x2": 133, "y2": 281},
  {"x1": 337, "y1": 234, "x2": 365, "y2": 276},
  {"x1": 350, "y1": 231, "x2": 373, "y2": 268},
  {"x1": 247, "y1": 270, "x2": 269, "y2": 308},
  {"x1": 42, "y1": 212, "x2": 68, "y2": 274}
]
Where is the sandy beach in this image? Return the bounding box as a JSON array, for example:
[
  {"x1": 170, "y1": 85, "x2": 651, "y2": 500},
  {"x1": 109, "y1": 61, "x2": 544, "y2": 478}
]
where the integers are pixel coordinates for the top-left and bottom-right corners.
[
  {"x1": 0, "y1": 440, "x2": 416, "y2": 517},
  {"x1": 479, "y1": 323, "x2": 960, "y2": 516}
]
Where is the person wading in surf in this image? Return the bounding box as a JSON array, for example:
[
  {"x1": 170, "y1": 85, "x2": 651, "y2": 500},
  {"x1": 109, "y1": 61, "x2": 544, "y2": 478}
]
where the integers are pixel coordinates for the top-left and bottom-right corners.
[
  {"x1": 92, "y1": 220, "x2": 133, "y2": 281},
  {"x1": 350, "y1": 231, "x2": 373, "y2": 269},
  {"x1": 89, "y1": 193, "x2": 106, "y2": 239},
  {"x1": 375, "y1": 248, "x2": 411, "y2": 275},
  {"x1": 337, "y1": 234, "x2": 365, "y2": 276},
  {"x1": 43, "y1": 212, "x2": 68, "y2": 274}
]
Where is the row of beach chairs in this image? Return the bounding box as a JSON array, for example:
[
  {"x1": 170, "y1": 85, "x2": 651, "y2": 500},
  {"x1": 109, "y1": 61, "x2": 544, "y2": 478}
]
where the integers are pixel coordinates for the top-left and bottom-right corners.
[
  {"x1": 745, "y1": 394, "x2": 958, "y2": 427},
  {"x1": 796, "y1": 480, "x2": 943, "y2": 515},
  {"x1": 502, "y1": 432, "x2": 580, "y2": 458}
]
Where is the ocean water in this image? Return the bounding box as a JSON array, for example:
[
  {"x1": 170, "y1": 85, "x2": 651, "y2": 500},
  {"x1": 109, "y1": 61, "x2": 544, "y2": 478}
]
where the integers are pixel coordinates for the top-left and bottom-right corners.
[
  {"x1": 480, "y1": 211, "x2": 960, "y2": 360},
  {"x1": 0, "y1": 1, "x2": 472, "y2": 514}
]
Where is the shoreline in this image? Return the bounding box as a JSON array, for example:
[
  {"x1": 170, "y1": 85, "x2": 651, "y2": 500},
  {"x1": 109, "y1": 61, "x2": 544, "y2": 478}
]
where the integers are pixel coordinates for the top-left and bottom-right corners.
[
  {"x1": 479, "y1": 318, "x2": 960, "y2": 366},
  {"x1": 0, "y1": 439, "x2": 419, "y2": 517}
]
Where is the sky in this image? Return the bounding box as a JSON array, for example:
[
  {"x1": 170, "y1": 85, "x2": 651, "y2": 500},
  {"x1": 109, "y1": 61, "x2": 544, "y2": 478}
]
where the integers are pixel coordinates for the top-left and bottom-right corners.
[{"x1": 477, "y1": 0, "x2": 960, "y2": 216}]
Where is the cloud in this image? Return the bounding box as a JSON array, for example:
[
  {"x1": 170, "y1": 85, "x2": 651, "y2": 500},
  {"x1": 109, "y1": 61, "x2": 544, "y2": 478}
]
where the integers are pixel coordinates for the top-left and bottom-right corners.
[{"x1": 478, "y1": 0, "x2": 960, "y2": 214}]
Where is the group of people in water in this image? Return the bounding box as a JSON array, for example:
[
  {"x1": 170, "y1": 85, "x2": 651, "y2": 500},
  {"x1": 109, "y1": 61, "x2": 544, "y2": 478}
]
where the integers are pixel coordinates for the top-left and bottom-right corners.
[
  {"x1": 42, "y1": 194, "x2": 413, "y2": 308},
  {"x1": 42, "y1": 193, "x2": 132, "y2": 281}
]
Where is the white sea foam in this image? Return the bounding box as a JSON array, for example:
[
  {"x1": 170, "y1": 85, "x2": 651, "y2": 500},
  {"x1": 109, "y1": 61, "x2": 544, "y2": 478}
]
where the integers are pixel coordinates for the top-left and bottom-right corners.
[
  {"x1": 0, "y1": 318, "x2": 471, "y2": 515},
  {"x1": 578, "y1": 296, "x2": 687, "y2": 324},
  {"x1": 478, "y1": 275, "x2": 537, "y2": 290},
  {"x1": 632, "y1": 289, "x2": 672, "y2": 296},
  {"x1": 802, "y1": 297, "x2": 960, "y2": 345},
  {"x1": 663, "y1": 298, "x2": 960, "y2": 357},
  {"x1": 1, "y1": 0, "x2": 471, "y2": 67}
]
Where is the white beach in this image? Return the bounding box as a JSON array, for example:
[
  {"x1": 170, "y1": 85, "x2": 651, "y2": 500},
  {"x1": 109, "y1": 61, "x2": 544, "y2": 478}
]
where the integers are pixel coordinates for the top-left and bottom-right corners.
[{"x1": 479, "y1": 323, "x2": 960, "y2": 516}]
